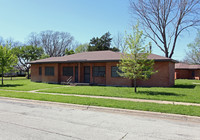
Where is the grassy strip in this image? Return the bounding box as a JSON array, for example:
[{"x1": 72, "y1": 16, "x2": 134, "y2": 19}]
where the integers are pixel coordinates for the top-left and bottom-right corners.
[{"x1": 0, "y1": 90, "x2": 200, "y2": 117}]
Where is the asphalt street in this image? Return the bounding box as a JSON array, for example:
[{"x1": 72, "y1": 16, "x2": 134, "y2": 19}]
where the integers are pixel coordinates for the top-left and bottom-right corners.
[{"x1": 0, "y1": 97, "x2": 200, "y2": 140}]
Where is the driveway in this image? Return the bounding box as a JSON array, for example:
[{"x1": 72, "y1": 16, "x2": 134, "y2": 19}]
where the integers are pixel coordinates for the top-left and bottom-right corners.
[{"x1": 0, "y1": 97, "x2": 199, "y2": 140}]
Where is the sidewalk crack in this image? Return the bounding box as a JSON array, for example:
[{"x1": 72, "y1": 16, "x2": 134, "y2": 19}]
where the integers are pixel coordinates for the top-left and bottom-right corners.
[{"x1": 119, "y1": 132, "x2": 128, "y2": 140}]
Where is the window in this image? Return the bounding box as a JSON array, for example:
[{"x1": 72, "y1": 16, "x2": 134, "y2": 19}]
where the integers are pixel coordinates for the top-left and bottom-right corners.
[
  {"x1": 63, "y1": 67, "x2": 73, "y2": 76},
  {"x1": 39, "y1": 67, "x2": 42, "y2": 75},
  {"x1": 93, "y1": 66, "x2": 105, "y2": 77},
  {"x1": 192, "y1": 71, "x2": 195, "y2": 77},
  {"x1": 111, "y1": 66, "x2": 121, "y2": 77},
  {"x1": 45, "y1": 67, "x2": 54, "y2": 76}
]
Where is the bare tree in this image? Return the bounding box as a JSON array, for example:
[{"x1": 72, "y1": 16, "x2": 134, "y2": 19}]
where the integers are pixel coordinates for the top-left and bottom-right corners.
[
  {"x1": 113, "y1": 32, "x2": 126, "y2": 52},
  {"x1": 130, "y1": 0, "x2": 200, "y2": 58},
  {"x1": 0, "y1": 37, "x2": 23, "y2": 48},
  {"x1": 27, "y1": 32, "x2": 41, "y2": 47},
  {"x1": 183, "y1": 31, "x2": 200, "y2": 64},
  {"x1": 70, "y1": 41, "x2": 80, "y2": 51},
  {"x1": 27, "y1": 30, "x2": 74, "y2": 57}
]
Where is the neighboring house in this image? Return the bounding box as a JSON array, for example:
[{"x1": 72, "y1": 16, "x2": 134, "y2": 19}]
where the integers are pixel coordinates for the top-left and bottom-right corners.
[
  {"x1": 29, "y1": 51, "x2": 177, "y2": 87},
  {"x1": 175, "y1": 63, "x2": 200, "y2": 80},
  {"x1": 3, "y1": 66, "x2": 26, "y2": 77}
]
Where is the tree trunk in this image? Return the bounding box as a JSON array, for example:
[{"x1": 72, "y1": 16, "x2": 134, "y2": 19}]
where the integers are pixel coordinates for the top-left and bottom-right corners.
[
  {"x1": 27, "y1": 68, "x2": 30, "y2": 79},
  {"x1": 134, "y1": 78, "x2": 137, "y2": 93}
]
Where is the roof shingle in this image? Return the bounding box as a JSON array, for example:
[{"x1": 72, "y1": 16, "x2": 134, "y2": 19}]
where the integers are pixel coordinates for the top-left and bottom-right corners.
[
  {"x1": 29, "y1": 50, "x2": 177, "y2": 64},
  {"x1": 175, "y1": 63, "x2": 200, "y2": 70}
]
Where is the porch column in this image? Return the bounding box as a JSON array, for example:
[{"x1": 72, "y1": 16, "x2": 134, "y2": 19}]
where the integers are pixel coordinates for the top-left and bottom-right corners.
[{"x1": 78, "y1": 63, "x2": 81, "y2": 83}]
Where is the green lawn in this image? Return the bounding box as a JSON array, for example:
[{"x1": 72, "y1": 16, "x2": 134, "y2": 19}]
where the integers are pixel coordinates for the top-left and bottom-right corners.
[
  {"x1": 0, "y1": 90, "x2": 200, "y2": 117},
  {"x1": 0, "y1": 78, "x2": 200, "y2": 116},
  {"x1": 37, "y1": 79, "x2": 200, "y2": 104},
  {"x1": 0, "y1": 78, "x2": 200, "y2": 104},
  {"x1": 0, "y1": 78, "x2": 63, "y2": 91},
  {"x1": 1, "y1": 77, "x2": 26, "y2": 80}
]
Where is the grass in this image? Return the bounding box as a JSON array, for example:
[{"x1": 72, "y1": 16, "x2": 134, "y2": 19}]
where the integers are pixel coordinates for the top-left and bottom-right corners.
[
  {"x1": 37, "y1": 79, "x2": 200, "y2": 104},
  {"x1": 0, "y1": 78, "x2": 200, "y2": 104},
  {"x1": 0, "y1": 90, "x2": 200, "y2": 117},
  {"x1": 0, "y1": 78, "x2": 62, "y2": 91}
]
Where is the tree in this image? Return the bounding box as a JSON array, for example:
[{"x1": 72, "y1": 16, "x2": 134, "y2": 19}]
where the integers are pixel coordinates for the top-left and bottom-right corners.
[
  {"x1": 12, "y1": 45, "x2": 44, "y2": 79},
  {"x1": 130, "y1": 0, "x2": 200, "y2": 58},
  {"x1": 0, "y1": 45, "x2": 18, "y2": 85},
  {"x1": 65, "y1": 48, "x2": 75, "y2": 55},
  {"x1": 75, "y1": 43, "x2": 89, "y2": 53},
  {"x1": 183, "y1": 31, "x2": 200, "y2": 64},
  {"x1": 118, "y1": 24, "x2": 156, "y2": 93},
  {"x1": 0, "y1": 36, "x2": 23, "y2": 48},
  {"x1": 113, "y1": 32, "x2": 126, "y2": 52},
  {"x1": 27, "y1": 30, "x2": 74, "y2": 57},
  {"x1": 88, "y1": 32, "x2": 120, "y2": 52}
]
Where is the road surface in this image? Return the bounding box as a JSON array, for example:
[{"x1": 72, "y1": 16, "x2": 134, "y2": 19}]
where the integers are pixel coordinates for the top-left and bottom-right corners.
[{"x1": 0, "y1": 97, "x2": 200, "y2": 140}]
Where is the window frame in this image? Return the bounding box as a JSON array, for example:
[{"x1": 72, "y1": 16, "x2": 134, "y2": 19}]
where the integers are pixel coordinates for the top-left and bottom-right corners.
[
  {"x1": 92, "y1": 66, "x2": 106, "y2": 77},
  {"x1": 39, "y1": 67, "x2": 42, "y2": 76},
  {"x1": 45, "y1": 67, "x2": 54, "y2": 76},
  {"x1": 111, "y1": 66, "x2": 121, "y2": 77},
  {"x1": 63, "y1": 66, "x2": 73, "y2": 76}
]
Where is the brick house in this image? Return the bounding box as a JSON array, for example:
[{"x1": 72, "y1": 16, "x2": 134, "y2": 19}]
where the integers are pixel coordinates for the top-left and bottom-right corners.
[
  {"x1": 175, "y1": 63, "x2": 200, "y2": 80},
  {"x1": 29, "y1": 51, "x2": 176, "y2": 87}
]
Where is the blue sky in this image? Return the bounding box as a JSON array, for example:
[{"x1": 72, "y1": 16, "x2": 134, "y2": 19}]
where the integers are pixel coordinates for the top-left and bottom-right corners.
[{"x1": 0, "y1": 0, "x2": 197, "y2": 60}]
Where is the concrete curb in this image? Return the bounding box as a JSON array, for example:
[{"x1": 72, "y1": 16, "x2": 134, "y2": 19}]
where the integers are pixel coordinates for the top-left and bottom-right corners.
[{"x1": 0, "y1": 96, "x2": 200, "y2": 123}]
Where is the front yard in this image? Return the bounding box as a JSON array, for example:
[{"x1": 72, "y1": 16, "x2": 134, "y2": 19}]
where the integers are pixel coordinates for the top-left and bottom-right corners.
[
  {"x1": 1, "y1": 78, "x2": 199, "y2": 103},
  {"x1": 38, "y1": 79, "x2": 200, "y2": 103},
  {"x1": 0, "y1": 78, "x2": 200, "y2": 116}
]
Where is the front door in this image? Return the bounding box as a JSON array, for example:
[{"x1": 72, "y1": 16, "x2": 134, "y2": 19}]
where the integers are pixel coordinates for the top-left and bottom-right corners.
[
  {"x1": 192, "y1": 71, "x2": 195, "y2": 78},
  {"x1": 75, "y1": 66, "x2": 78, "y2": 82},
  {"x1": 84, "y1": 66, "x2": 90, "y2": 83}
]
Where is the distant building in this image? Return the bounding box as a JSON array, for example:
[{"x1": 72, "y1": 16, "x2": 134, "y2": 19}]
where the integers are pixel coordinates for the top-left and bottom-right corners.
[
  {"x1": 29, "y1": 51, "x2": 177, "y2": 87},
  {"x1": 3, "y1": 66, "x2": 26, "y2": 77},
  {"x1": 175, "y1": 63, "x2": 200, "y2": 80}
]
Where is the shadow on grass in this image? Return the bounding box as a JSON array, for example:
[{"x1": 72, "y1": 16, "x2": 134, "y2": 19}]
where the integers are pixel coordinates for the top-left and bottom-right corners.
[
  {"x1": 0, "y1": 84, "x2": 24, "y2": 87},
  {"x1": 137, "y1": 91, "x2": 185, "y2": 96},
  {"x1": 173, "y1": 84, "x2": 196, "y2": 89}
]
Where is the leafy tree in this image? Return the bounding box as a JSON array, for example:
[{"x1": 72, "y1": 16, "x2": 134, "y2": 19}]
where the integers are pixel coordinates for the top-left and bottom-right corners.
[
  {"x1": 130, "y1": 0, "x2": 200, "y2": 58},
  {"x1": 12, "y1": 45, "x2": 44, "y2": 79},
  {"x1": 183, "y1": 31, "x2": 200, "y2": 64},
  {"x1": 0, "y1": 45, "x2": 18, "y2": 85},
  {"x1": 118, "y1": 24, "x2": 156, "y2": 93},
  {"x1": 88, "y1": 32, "x2": 120, "y2": 52},
  {"x1": 75, "y1": 43, "x2": 89, "y2": 53},
  {"x1": 65, "y1": 48, "x2": 75, "y2": 55},
  {"x1": 40, "y1": 54, "x2": 50, "y2": 59}
]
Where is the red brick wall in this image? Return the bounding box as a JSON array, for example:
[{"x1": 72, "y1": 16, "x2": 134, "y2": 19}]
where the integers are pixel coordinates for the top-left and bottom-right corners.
[
  {"x1": 31, "y1": 63, "x2": 59, "y2": 83},
  {"x1": 31, "y1": 61, "x2": 175, "y2": 87},
  {"x1": 175, "y1": 69, "x2": 200, "y2": 80},
  {"x1": 195, "y1": 70, "x2": 200, "y2": 80},
  {"x1": 137, "y1": 61, "x2": 174, "y2": 87},
  {"x1": 168, "y1": 62, "x2": 175, "y2": 86},
  {"x1": 60, "y1": 63, "x2": 77, "y2": 83},
  {"x1": 105, "y1": 62, "x2": 133, "y2": 86}
]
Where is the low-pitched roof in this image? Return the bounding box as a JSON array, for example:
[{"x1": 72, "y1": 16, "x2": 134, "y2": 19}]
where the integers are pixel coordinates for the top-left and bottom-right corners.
[
  {"x1": 29, "y1": 50, "x2": 177, "y2": 64},
  {"x1": 175, "y1": 63, "x2": 200, "y2": 70}
]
